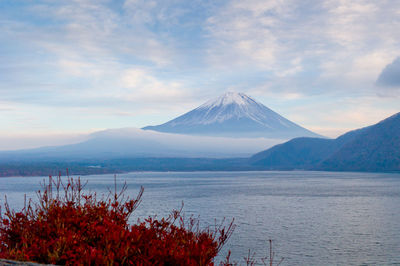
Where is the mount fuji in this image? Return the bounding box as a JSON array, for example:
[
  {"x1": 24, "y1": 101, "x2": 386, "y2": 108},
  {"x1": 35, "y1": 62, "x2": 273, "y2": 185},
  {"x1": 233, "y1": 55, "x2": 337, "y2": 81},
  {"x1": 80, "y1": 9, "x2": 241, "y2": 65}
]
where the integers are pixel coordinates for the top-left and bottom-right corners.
[{"x1": 143, "y1": 92, "x2": 321, "y2": 138}]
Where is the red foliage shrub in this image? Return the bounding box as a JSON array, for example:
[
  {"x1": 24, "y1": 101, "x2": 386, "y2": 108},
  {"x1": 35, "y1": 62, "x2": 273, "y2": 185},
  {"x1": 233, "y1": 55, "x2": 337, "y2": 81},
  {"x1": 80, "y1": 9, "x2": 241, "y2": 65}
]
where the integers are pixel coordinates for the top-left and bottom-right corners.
[{"x1": 0, "y1": 175, "x2": 235, "y2": 265}]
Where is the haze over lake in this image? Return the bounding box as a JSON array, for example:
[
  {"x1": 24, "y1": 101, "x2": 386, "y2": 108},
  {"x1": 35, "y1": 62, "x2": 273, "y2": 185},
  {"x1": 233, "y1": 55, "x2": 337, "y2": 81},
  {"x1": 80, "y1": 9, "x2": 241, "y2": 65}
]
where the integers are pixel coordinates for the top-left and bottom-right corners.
[{"x1": 2, "y1": 171, "x2": 400, "y2": 265}]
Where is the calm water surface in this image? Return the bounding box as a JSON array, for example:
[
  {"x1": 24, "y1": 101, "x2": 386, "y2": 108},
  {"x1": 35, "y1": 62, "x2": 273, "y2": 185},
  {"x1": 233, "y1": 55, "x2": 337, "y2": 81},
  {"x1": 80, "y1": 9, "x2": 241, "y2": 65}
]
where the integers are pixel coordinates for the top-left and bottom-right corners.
[{"x1": 1, "y1": 171, "x2": 400, "y2": 265}]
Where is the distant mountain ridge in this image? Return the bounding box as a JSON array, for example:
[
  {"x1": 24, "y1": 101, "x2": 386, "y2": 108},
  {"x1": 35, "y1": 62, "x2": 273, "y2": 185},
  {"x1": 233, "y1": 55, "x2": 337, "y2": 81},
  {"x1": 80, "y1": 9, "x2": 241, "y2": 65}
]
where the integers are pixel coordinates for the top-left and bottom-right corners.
[
  {"x1": 143, "y1": 92, "x2": 321, "y2": 138},
  {"x1": 318, "y1": 112, "x2": 400, "y2": 171},
  {"x1": 0, "y1": 128, "x2": 283, "y2": 162},
  {"x1": 251, "y1": 112, "x2": 400, "y2": 172},
  {"x1": 1, "y1": 112, "x2": 399, "y2": 176}
]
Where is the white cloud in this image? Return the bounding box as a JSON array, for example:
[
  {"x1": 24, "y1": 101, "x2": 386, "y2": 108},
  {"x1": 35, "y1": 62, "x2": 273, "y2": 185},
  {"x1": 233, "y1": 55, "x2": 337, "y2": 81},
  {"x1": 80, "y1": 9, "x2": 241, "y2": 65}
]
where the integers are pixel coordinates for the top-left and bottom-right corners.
[
  {"x1": 206, "y1": 0, "x2": 283, "y2": 69},
  {"x1": 0, "y1": 1, "x2": 199, "y2": 108},
  {"x1": 118, "y1": 68, "x2": 189, "y2": 102},
  {"x1": 206, "y1": 0, "x2": 400, "y2": 97},
  {"x1": 27, "y1": 0, "x2": 177, "y2": 69},
  {"x1": 285, "y1": 95, "x2": 399, "y2": 138},
  {"x1": 0, "y1": 133, "x2": 89, "y2": 151},
  {"x1": 58, "y1": 59, "x2": 106, "y2": 77},
  {"x1": 323, "y1": 0, "x2": 378, "y2": 49},
  {"x1": 315, "y1": 1, "x2": 400, "y2": 90}
]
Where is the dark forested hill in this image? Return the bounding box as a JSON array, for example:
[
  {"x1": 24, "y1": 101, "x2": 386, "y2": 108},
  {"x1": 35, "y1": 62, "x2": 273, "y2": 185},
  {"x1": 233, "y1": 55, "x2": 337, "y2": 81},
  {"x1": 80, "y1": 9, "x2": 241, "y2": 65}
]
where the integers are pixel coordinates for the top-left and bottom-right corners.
[
  {"x1": 318, "y1": 112, "x2": 400, "y2": 171},
  {"x1": 251, "y1": 112, "x2": 400, "y2": 172}
]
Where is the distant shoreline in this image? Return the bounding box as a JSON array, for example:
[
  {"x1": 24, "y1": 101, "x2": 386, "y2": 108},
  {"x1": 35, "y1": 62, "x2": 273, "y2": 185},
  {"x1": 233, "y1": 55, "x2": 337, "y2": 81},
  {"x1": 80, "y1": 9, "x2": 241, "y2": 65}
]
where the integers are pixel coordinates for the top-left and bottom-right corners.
[{"x1": 1, "y1": 158, "x2": 399, "y2": 178}]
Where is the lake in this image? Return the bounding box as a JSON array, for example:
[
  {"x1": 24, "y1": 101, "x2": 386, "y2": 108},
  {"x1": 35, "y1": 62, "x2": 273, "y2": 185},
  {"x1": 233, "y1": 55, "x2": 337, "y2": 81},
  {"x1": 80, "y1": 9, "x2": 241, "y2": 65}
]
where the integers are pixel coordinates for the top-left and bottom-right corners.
[{"x1": 1, "y1": 171, "x2": 400, "y2": 265}]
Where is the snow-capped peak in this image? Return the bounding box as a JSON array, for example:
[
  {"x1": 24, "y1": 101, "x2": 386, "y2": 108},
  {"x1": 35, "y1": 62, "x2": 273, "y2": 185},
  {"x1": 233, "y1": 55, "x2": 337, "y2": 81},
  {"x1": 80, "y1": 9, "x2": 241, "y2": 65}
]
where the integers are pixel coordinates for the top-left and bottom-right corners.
[
  {"x1": 142, "y1": 91, "x2": 321, "y2": 138},
  {"x1": 201, "y1": 92, "x2": 256, "y2": 108},
  {"x1": 190, "y1": 91, "x2": 274, "y2": 125}
]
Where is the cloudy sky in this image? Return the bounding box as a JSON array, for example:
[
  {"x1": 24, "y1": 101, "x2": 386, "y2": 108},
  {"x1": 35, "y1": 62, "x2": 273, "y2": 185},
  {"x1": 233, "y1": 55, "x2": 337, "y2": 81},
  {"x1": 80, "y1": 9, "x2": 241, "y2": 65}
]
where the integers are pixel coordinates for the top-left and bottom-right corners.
[{"x1": 1, "y1": 0, "x2": 400, "y2": 149}]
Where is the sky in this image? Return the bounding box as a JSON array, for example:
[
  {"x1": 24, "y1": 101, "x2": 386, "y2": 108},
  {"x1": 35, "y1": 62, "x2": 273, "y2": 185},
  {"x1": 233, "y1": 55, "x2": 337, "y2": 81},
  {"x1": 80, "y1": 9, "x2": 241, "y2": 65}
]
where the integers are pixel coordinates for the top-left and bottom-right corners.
[{"x1": 0, "y1": 0, "x2": 400, "y2": 150}]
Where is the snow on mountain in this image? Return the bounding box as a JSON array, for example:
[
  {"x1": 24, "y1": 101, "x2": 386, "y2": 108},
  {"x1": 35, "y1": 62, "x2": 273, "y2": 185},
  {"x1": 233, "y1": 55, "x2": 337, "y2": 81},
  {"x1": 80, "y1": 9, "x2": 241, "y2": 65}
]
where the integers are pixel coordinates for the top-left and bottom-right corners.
[
  {"x1": 202, "y1": 91, "x2": 250, "y2": 107},
  {"x1": 143, "y1": 92, "x2": 322, "y2": 138}
]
